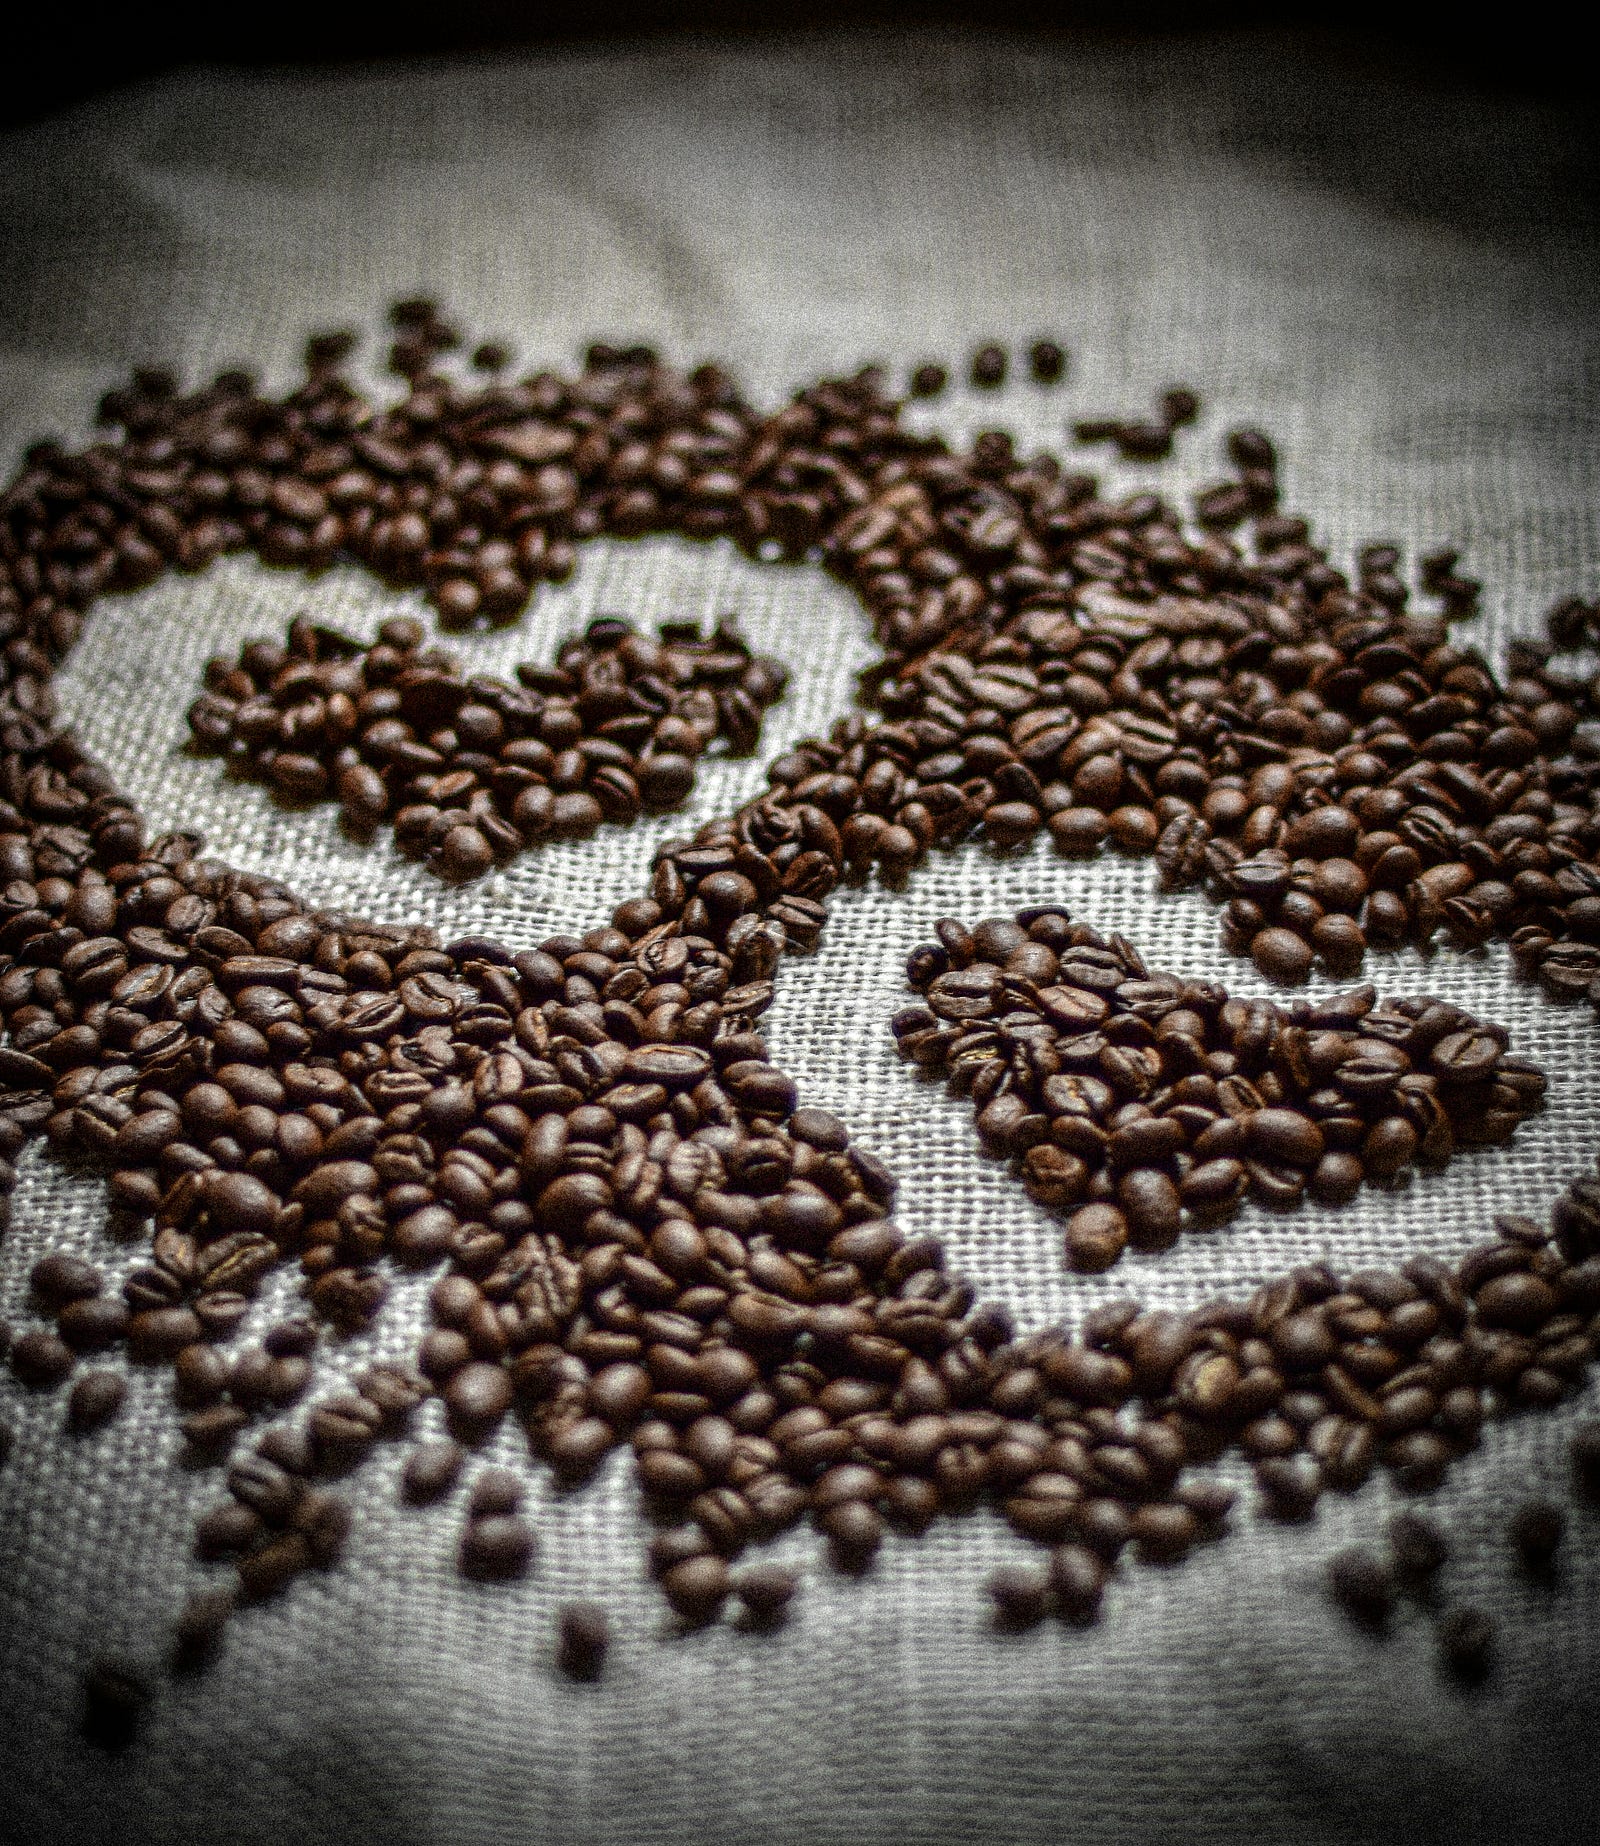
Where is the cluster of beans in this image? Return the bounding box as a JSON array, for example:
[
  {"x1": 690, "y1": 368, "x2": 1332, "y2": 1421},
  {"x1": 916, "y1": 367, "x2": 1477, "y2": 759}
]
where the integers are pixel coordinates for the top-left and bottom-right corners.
[
  {"x1": 186, "y1": 610, "x2": 786, "y2": 881},
  {"x1": 0, "y1": 317, "x2": 1596, "y2": 1732},
  {"x1": 1326, "y1": 1421, "x2": 1600, "y2": 1683},
  {"x1": 895, "y1": 906, "x2": 1546, "y2": 1271},
  {"x1": 1072, "y1": 385, "x2": 1202, "y2": 463}
]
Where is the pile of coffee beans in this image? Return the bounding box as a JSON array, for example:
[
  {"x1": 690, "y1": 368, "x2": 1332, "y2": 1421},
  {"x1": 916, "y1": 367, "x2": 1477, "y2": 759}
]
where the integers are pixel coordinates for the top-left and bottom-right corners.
[
  {"x1": 187, "y1": 611, "x2": 786, "y2": 881},
  {"x1": 895, "y1": 906, "x2": 1545, "y2": 1270},
  {"x1": 0, "y1": 305, "x2": 1596, "y2": 1724}
]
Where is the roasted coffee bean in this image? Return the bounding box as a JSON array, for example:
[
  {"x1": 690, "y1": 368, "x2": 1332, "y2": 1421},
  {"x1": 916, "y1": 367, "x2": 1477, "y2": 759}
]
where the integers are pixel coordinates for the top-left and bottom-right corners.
[
  {"x1": 1387, "y1": 1510, "x2": 1448, "y2": 1589},
  {"x1": 171, "y1": 1588, "x2": 235, "y2": 1673},
  {"x1": 1572, "y1": 1422, "x2": 1600, "y2": 1502},
  {"x1": 402, "y1": 1440, "x2": 466, "y2": 1504},
  {"x1": 460, "y1": 1514, "x2": 536, "y2": 1581},
  {"x1": 1049, "y1": 1544, "x2": 1107, "y2": 1623},
  {"x1": 971, "y1": 344, "x2": 1007, "y2": 388},
  {"x1": 81, "y1": 1661, "x2": 147, "y2": 1751},
  {"x1": 1508, "y1": 1499, "x2": 1564, "y2": 1575},
  {"x1": 1437, "y1": 1606, "x2": 1493, "y2": 1684},
  {"x1": 1327, "y1": 1548, "x2": 1393, "y2": 1629},
  {"x1": 10, "y1": 1329, "x2": 75, "y2": 1388},
  {"x1": 988, "y1": 1562, "x2": 1052, "y2": 1628},
  {"x1": 1028, "y1": 339, "x2": 1066, "y2": 384},
  {"x1": 67, "y1": 1368, "x2": 126, "y2": 1432},
  {"x1": 662, "y1": 1553, "x2": 730, "y2": 1623},
  {"x1": 556, "y1": 1601, "x2": 609, "y2": 1679},
  {"x1": 4, "y1": 301, "x2": 1597, "y2": 1670},
  {"x1": 733, "y1": 1562, "x2": 799, "y2": 1624}
]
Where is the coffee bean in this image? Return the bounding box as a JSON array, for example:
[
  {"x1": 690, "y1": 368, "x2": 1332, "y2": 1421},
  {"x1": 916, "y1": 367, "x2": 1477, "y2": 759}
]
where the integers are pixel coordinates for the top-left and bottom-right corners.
[
  {"x1": 444, "y1": 1361, "x2": 513, "y2": 1439},
  {"x1": 909, "y1": 362, "x2": 947, "y2": 397},
  {"x1": 1572, "y1": 1422, "x2": 1600, "y2": 1501},
  {"x1": 67, "y1": 1368, "x2": 126, "y2": 1432},
  {"x1": 988, "y1": 1562, "x2": 1051, "y2": 1628},
  {"x1": 1064, "y1": 1203, "x2": 1128, "y2": 1273},
  {"x1": 1387, "y1": 1510, "x2": 1448, "y2": 1589},
  {"x1": 1028, "y1": 339, "x2": 1066, "y2": 384},
  {"x1": 556, "y1": 1602, "x2": 609, "y2": 1679},
  {"x1": 733, "y1": 1562, "x2": 799, "y2": 1623},
  {"x1": 402, "y1": 1440, "x2": 465, "y2": 1504},
  {"x1": 1508, "y1": 1499, "x2": 1564, "y2": 1575},
  {"x1": 470, "y1": 1468, "x2": 524, "y2": 1518},
  {"x1": 10, "y1": 1329, "x2": 74, "y2": 1388},
  {"x1": 81, "y1": 1660, "x2": 147, "y2": 1751},
  {"x1": 1437, "y1": 1606, "x2": 1493, "y2": 1684},
  {"x1": 1048, "y1": 1544, "x2": 1107, "y2": 1623},
  {"x1": 460, "y1": 1513, "x2": 535, "y2": 1581},
  {"x1": 31, "y1": 1253, "x2": 101, "y2": 1307},
  {"x1": 662, "y1": 1553, "x2": 729, "y2": 1623},
  {"x1": 1327, "y1": 1548, "x2": 1393, "y2": 1629},
  {"x1": 171, "y1": 1587, "x2": 235, "y2": 1673},
  {"x1": 971, "y1": 344, "x2": 1007, "y2": 388}
]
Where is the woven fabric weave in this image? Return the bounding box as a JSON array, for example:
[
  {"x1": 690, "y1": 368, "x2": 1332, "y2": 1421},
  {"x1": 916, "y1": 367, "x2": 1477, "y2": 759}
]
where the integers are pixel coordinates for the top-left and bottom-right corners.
[{"x1": 1, "y1": 30, "x2": 1598, "y2": 1845}]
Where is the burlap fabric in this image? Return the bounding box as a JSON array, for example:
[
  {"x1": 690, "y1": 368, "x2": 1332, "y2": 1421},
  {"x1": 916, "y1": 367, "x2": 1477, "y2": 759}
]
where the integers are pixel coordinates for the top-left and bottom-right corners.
[{"x1": 1, "y1": 29, "x2": 1598, "y2": 1844}]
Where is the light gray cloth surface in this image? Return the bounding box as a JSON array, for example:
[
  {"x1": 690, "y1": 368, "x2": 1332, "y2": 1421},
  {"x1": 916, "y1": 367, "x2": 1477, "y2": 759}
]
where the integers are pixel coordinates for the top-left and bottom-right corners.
[{"x1": 1, "y1": 29, "x2": 1598, "y2": 1846}]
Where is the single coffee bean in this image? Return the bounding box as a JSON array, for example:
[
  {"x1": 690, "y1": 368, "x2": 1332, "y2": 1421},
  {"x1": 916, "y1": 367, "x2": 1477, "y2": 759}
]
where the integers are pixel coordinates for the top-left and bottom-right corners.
[
  {"x1": 1049, "y1": 1544, "x2": 1107, "y2": 1623},
  {"x1": 459, "y1": 1513, "x2": 535, "y2": 1581},
  {"x1": 971, "y1": 343, "x2": 1007, "y2": 388},
  {"x1": 733, "y1": 1562, "x2": 799, "y2": 1623},
  {"x1": 67, "y1": 1368, "x2": 126, "y2": 1432},
  {"x1": 171, "y1": 1587, "x2": 235, "y2": 1673},
  {"x1": 1327, "y1": 1547, "x2": 1393, "y2": 1629},
  {"x1": 1508, "y1": 1499, "x2": 1564, "y2": 1575},
  {"x1": 402, "y1": 1439, "x2": 466, "y2": 1504},
  {"x1": 556, "y1": 1601, "x2": 609, "y2": 1679},
  {"x1": 988, "y1": 1562, "x2": 1051, "y2": 1628},
  {"x1": 1571, "y1": 1422, "x2": 1600, "y2": 1502},
  {"x1": 10, "y1": 1329, "x2": 74, "y2": 1389},
  {"x1": 1387, "y1": 1510, "x2": 1448, "y2": 1589},
  {"x1": 81, "y1": 1660, "x2": 147, "y2": 1751},
  {"x1": 661, "y1": 1553, "x2": 729, "y2": 1623},
  {"x1": 1028, "y1": 339, "x2": 1066, "y2": 384},
  {"x1": 469, "y1": 1468, "x2": 524, "y2": 1517},
  {"x1": 1437, "y1": 1606, "x2": 1493, "y2": 1684}
]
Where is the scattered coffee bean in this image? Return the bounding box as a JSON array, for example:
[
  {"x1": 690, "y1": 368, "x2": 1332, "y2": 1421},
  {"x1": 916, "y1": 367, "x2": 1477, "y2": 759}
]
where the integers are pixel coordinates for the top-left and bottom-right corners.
[
  {"x1": 67, "y1": 1368, "x2": 126, "y2": 1433},
  {"x1": 733, "y1": 1563, "x2": 799, "y2": 1624},
  {"x1": 1327, "y1": 1547, "x2": 1393, "y2": 1629},
  {"x1": 460, "y1": 1514, "x2": 535, "y2": 1581},
  {"x1": 10, "y1": 1329, "x2": 74, "y2": 1389},
  {"x1": 81, "y1": 1660, "x2": 147, "y2": 1751},
  {"x1": 0, "y1": 302, "x2": 1597, "y2": 1691},
  {"x1": 970, "y1": 344, "x2": 1007, "y2": 388},
  {"x1": 556, "y1": 1602, "x2": 609, "y2": 1679},
  {"x1": 988, "y1": 1562, "x2": 1052, "y2": 1629},
  {"x1": 171, "y1": 1588, "x2": 235, "y2": 1673},
  {"x1": 1437, "y1": 1606, "x2": 1494, "y2": 1684},
  {"x1": 1571, "y1": 1423, "x2": 1600, "y2": 1502},
  {"x1": 1508, "y1": 1499, "x2": 1564, "y2": 1575},
  {"x1": 1028, "y1": 339, "x2": 1066, "y2": 384},
  {"x1": 1387, "y1": 1510, "x2": 1448, "y2": 1590}
]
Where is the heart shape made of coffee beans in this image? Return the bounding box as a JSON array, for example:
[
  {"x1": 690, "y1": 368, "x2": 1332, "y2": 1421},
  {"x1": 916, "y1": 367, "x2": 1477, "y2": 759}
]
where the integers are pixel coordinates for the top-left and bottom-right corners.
[{"x1": 1, "y1": 304, "x2": 1598, "y2": 1702}]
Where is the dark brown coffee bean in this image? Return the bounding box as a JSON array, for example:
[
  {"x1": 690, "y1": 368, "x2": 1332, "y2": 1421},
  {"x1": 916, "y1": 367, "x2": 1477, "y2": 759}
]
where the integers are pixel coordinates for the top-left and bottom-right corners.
[
  {"x1": 556, "y1": 1601, "x2": 609, "y2": 1679},
  {"x1": 1251, "y1": 927, "x2": 1313, "y2": 985},
  {"x1": 444, "y1": 1360, "x2": 513, "y2": 1438},
  {"x1": 1508, "y1": 1499, "x2": 1563, "y2": 1574},
  {"x1": 67, "y1": 1368, "x2": 126, "y2": 1432},
  {"x1": 733, "y1": 1562, "x2": 799, "y2": 1623},
  {"x1": 971, "y1": 344, "x2": 1007, "y2": 388},
  {"x1": 1387, "y1": 1510, "x2": 1448, "y2": 1589},
  {"x1": 1327, "y1": 1547, "x2": 1393, "y2": 1629},
  {"x1": 81, "y1": 1660, "x2": 147, "y2": 1751},
  {"x1": 988, "y1": 1562, "x2": 1051, "y2": 1628},
  {"x1": 662, "y1": 1553, "x2": 729, "y2": 1623},
  {"x1": 31, "y1": 1252, "x2": 102, "y2": 1307},
  {"x1": 195, "y1": 1500, "x2": 262, "y2": 1559},
  {"x1": 1437, "y1": 1606, "x2": 1493, "y2": 1684},
  {"x1": 1028, "y1": 339, "x2": 1066, "y2": 384},
  {"x1": 1064, "y1": 1203, "x2": 1128, "y2": 1272},
  {"x1": 1049, "y1": 1544, "x2": 1107, "y2": 1623},
  {"x1": 171, "y1": 1588, "x2": 235, "y2": 1673},
  {"x1": 10, "y1": 1325, "x2": 74, "y2": 1388},
  {"x1": 460, "y1": 1513, "x2": 535, "y2": 1580},
  {"x1": 1572, "y1": 1422, "x2": 1600, "y2": 1501},
  {"x1": 402, "y1": 1439, "x2": 466, "y2": 1504}
]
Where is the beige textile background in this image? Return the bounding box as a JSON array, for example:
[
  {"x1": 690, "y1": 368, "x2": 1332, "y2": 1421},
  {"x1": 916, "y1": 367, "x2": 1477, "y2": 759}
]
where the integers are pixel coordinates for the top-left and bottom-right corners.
[{"x1": 1, "y1": 29, "x2": 1599, "y2": 1845}]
